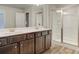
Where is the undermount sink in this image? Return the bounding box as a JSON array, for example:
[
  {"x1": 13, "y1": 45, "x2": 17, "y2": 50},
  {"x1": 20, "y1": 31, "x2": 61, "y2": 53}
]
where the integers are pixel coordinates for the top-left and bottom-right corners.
[
  {"x1": 8, "y1": 29, "x2": 15, "y2": 32},
  {"x1": 35, "y1": 27, "x2": 39, "y2": 29}
]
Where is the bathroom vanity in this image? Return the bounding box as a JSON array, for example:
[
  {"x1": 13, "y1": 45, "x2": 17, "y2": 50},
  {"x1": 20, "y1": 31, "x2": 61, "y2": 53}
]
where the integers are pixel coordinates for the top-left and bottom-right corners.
[{"x1": 0, "y1": 27, "x2": 52, "y2": 54}]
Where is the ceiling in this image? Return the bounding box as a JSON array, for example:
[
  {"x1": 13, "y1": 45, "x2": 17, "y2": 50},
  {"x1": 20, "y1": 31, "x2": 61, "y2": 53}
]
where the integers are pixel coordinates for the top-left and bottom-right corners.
[
  {"x1": 1, "y1": 4, "x2": 33, "y2": 9},
  {"x1": 0, "y1": 4, "x2": 77, "y2": 9},
  {"x1": 50, "y1": 4, "x2": 76, "y2": 8}
]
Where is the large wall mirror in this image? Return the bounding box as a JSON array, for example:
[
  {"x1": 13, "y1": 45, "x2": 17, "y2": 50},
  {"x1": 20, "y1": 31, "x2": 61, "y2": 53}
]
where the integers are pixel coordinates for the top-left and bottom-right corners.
[{"x1": 0, "y1": 10, "x2": 5, "y2": 28}]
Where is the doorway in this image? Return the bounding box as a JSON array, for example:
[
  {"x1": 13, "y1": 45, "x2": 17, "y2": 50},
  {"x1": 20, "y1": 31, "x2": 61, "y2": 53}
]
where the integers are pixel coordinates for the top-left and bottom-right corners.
[{"x1": 26, "y1": 13, "x2": 29, "y2": 27}]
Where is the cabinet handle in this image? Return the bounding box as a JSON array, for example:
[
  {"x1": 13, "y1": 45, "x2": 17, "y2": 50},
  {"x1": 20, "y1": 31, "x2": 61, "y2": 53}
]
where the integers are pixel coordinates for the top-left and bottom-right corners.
[
  {"x1": 20, "y1": 44, "x2": 23, "y2": 47},
  {"x1": 0, "y1": 42, "x2": 2, "y2": 44},
  {"x1": 15, "y1": 46, "x2": 17, "y2": 48}
]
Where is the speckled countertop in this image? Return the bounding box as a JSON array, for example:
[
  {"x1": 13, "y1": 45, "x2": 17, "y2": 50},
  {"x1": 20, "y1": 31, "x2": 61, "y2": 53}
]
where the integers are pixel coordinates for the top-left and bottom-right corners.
[{"x1": 0, "y1": 27, "x2": 51, "y2": 38}]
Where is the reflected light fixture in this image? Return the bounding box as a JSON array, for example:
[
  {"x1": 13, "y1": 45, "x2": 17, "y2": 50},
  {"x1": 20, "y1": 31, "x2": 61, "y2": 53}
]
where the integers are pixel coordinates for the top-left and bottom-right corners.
[
  {"x1": 36, "y1": 4, "x2": 40, "y2": 6},
  {"x1": 36, "y1": 4, "x2": 42, "y2": 6}
]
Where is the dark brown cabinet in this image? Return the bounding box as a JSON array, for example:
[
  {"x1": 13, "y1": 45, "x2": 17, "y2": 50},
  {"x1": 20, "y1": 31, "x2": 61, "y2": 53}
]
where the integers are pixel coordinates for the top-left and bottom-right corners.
[
  {"x1": 0, "y1": 43, "x2": 18, "y2": 54},
  {"x1": 36, "y1": 36, "x2": 44, "y2": 53},
  {"x1": 20, "y1": 39, "x2": 34, "y2": 54},
  {"x1": 0, "y1": 30, "x2": 52, "y2": 54}
]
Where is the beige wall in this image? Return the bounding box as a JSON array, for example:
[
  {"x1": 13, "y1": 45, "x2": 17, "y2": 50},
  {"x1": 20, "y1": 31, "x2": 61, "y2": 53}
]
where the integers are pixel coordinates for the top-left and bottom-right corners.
[{"x1": 0, "y1": 6, "x2": 24, "y2": 28}]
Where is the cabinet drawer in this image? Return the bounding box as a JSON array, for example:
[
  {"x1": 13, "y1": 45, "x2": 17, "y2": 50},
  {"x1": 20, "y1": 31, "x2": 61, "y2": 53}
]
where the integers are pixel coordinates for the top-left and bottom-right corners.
[
  {"x1": 8, "y1": 36, "x2": 16, "y2": 43},
  {"x1": 48, "y1": 30, "x2": 52, "y2": 34},
  {"x1": 26, "y1": 33, "x2": 34, "y2": 39},
  {"x1": 9, "y1": 35, "x2": 26, "y2": 43},
  {"x1": 42, "y1": 31, "x2": 48, "y2": 35},
  {"x1": 15, "y1": 35, "x2": 26, "y2": 42},
  {"x1": 0, "y1": 38, "x2": 8, "y2": 46},
  {"x1": 35, "y1": 32, "x2": 41, "y2": 37}
]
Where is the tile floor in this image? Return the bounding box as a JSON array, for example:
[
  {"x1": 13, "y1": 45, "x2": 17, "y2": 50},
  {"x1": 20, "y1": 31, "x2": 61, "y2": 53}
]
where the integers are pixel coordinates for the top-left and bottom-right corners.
[{"x1": 44, "y1": 44, "x2": 79, "y2": 54}]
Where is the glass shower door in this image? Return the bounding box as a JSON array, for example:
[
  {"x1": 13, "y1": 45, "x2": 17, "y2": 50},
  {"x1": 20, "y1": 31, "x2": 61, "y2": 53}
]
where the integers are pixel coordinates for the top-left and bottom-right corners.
[{"x1": 63, "y1": 6, "x2": 78, "y2": 45}]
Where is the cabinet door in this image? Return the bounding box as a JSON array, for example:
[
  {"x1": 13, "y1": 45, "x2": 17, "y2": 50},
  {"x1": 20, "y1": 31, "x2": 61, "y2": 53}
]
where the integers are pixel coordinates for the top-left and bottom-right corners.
[
  {"x1": 0, "y1": 38, "x2": 8, "y2": 46},
  {"x1": 20, "y1": 39, "x2": 34, "y2": 54},
  {"x1": 36, "y1": 36, "x2": 44, "y2": 53},
  {"x1": 0, "y1": 43, "x2": 19, "y2": 54},
  {"x1": 45, "y1": 34, "x2": 51, "y2": 49}
]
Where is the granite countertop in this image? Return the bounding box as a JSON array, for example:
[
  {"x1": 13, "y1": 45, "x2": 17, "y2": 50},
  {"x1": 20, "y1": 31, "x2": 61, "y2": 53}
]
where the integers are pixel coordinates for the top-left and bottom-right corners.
[{"x1": 0, "y1": 27, "x2": 51, "y2": 38}]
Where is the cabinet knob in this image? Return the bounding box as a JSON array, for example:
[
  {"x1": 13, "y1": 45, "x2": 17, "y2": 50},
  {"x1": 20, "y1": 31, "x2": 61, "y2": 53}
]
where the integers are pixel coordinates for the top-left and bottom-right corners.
[{"x1": 15, "y1": 46, "x2": 17, "y2": 48}]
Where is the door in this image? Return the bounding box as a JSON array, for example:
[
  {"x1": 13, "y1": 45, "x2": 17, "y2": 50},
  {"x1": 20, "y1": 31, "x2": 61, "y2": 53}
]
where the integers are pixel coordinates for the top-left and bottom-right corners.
[
  {"x1": 36, "y1": 36, "x2": 44, "y2": 53},
  {"x1": 0, "y1": 43, "x2": 18, "y2": 54},
  {"x1": 63, "y1": 6, "x2": 78, "y2": 45},
  {"x1": 26, "y1": 13, "x2": 29, "y2": 27},
  {"x1": 36, "y1": 13, "x2": 43, "y2": 27},
  {"x1": 20, "y1": 39, "x2": 34, "y2": 54},
  {"x1": 16, "y1": 12, "x2": 26, "y2": 28}
]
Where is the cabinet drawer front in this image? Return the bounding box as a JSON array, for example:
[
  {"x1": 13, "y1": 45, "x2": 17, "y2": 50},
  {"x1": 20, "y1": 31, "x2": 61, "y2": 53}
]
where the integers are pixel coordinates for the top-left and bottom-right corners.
[
  {"x1": 42, "y1": 31, "x2": 48, "y2": 35},
  {"x1": 0, "y1": 38, "x2": 8, "y2": 46},
  {"x1": 8, "y1": 36, "x2": 15, "y2": 43},
  {"x1": 9, "y1": 35, "x2": 26, "y2": 43},
  {"x1": 35, "y1": 32, "x2": 41, "y2": 37},
  {"x1": 15, "y1": 35, "x2": 26, "y2": 42},
  {"x1": 26, "y1": 33, "x2": 34, "y2": 39}
]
